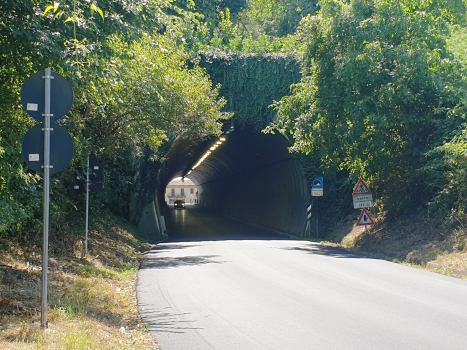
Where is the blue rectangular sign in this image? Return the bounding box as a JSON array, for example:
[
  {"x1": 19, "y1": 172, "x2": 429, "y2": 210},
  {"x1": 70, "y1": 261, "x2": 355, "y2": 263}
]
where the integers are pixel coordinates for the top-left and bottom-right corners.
[{"x1": 311, "y1": 177, "x2": 323, "y2": 189}]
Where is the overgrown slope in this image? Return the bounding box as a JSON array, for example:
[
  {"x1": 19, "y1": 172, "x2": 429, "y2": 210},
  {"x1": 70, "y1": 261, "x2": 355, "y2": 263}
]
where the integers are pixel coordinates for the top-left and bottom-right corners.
[{"x1": 0, "y1": 210, "x2": 157, "y2": 349}]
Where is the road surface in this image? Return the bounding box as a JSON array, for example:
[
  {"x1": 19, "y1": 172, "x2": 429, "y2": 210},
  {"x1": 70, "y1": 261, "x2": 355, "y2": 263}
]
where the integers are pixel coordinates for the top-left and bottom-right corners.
[{"x1": 137, "y1": 205, "x2": 467, "y2": 350}]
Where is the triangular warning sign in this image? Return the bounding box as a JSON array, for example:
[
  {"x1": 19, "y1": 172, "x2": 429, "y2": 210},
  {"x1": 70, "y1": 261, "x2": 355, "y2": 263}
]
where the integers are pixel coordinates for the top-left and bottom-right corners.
[
  {"x1": 356, "y1": 209, "x2": 375, "y2": 226},
  {"x1": 353, "y1": 178, "x2": 372, "y2": 195}
]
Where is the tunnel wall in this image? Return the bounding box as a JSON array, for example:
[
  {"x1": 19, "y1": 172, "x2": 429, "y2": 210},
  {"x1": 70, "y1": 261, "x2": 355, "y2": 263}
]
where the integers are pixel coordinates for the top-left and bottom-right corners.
[
  {"x1": 183, "y1": 128, "x2": 309, "y2": 237},
  {"x1": 197, "y1": 160, "x2": 308, "y2": 236}
]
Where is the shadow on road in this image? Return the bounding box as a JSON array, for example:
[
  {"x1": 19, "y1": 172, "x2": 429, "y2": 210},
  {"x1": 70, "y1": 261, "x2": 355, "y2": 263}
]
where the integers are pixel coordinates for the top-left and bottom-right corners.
[
  {"x1": 166, "y1": 205, "x2": 290, "y2": 242},
  {"x1": 282, "y1": 243, "x2": 375, "y2": 259},
  {"x1": 138, "y1": 306, "x2": 201, "y2": 334},
  {"x1": 141, "y1": 254, "x2": 225, "y2": 269},
  {"x1": 150, "y1": 243, "x2": 202, "y2": 251}
]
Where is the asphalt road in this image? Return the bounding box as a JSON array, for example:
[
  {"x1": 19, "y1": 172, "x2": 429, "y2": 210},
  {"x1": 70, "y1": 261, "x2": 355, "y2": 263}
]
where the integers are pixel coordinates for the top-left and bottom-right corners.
[{"x1": 137, "y1": 205, "x2": 467, "y2": 350}]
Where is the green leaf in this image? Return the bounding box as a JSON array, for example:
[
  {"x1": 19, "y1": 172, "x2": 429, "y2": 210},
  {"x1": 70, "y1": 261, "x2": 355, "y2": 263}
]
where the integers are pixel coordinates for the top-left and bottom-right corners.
[
  {"x1": 44, "y1": 5, "x2": 54, "y2": 15},
  {"x1": 96, "y1": 6, "x2": 104, "y2": 20},
  {"x1": 90, "y1": 4, "x2": 104, "y2": 20}
]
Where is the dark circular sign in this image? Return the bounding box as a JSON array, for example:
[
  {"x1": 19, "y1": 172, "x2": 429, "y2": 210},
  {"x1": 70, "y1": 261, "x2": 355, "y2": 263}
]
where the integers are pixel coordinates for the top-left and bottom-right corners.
[
  {"x1": 21, "y1": 70, "x2": 73, "y2": 122},
  {"x1": 22, "y1": 123, "x2": 74, "y2": 174}
]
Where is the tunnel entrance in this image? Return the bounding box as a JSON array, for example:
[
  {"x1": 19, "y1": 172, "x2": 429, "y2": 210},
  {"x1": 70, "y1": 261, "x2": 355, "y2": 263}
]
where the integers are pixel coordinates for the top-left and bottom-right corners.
[
  {"x1": 165, "y1": 177, "x2": 198, "y2": 205},
  {"x1": 144, "y1": 53, "x2": 308, "y2": 239},
  {"x1": 160, "y1": 126, "x2": 309, "y2": 237}
]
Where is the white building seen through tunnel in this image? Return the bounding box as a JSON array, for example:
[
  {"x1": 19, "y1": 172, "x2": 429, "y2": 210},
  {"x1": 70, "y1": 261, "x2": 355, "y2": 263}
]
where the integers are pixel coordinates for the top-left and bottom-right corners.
[{"x1": 165, "y1": 177, "x2": 197, "y2": 204}]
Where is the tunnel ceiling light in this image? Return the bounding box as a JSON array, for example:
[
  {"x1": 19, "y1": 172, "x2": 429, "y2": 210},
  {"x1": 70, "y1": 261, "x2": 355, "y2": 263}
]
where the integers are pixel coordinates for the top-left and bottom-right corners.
[{"x1": 189, "y1": 137, "x2": 225, "y2": 173}]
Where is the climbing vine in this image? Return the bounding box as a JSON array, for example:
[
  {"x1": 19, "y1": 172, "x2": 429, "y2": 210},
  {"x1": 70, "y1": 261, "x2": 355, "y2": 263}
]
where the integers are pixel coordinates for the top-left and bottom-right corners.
[{"x1": 198, "y1": 51, "x2": 301, "y2": 130}]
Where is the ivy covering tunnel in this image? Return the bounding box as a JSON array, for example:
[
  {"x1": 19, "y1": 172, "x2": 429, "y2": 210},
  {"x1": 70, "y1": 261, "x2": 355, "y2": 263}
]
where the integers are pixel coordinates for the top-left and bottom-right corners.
[
  {"x1": 132, "y1": 52, "x2": 353, "y2": 241},
  {"x1": 154, "y1": 53, "x2": 309, "y2": 237}
]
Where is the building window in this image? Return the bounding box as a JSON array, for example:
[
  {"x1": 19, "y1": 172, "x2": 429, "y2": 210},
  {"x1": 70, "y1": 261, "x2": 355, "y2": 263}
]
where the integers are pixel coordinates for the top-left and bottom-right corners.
[
  {"x1": 171, "y1": 188, "x2": 175, "y2": 196},
  {"x1": 190, "y1": 188, "x2": 194, "y2": 194},
  {"x1": 181, "y1": 188, "x2": 185, "y2": 196}
]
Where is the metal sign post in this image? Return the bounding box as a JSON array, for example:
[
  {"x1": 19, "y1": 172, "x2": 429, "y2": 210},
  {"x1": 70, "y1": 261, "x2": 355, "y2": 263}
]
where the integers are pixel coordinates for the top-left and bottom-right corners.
[
  {"x1": 82, "y1": 154, "x2": 103, "y2": 255},
  {"x1": 73, "y1": 154, "x2": 103, "y2": 256},
  {"x1": 311, "y1": 177, "x2": 323, "y2": 237},
  {"x1": 41, "y1": 68, "x2": 52, "y2": 328},
  {"x1": 21, "y1": 69, "x2": 74, "y2": 329},
  {"x1": 85, "y1": 157, "x2": 90, "y2": 255}
]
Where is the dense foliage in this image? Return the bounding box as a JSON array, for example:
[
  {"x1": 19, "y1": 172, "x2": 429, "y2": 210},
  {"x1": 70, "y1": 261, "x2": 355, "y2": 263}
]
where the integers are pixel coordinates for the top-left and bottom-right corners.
[
  {"x1": 0, "y1": 0, "x2": 229, "y2": 236},
  {"x1": 184, "y1": 0, "x2": 317, "y2": 54},
  {"x1": 269, "y1": 0, "x2": 467, "y2": 214},
  {"x1": 2, "y1": 0, "x2": 467, "y2": 238},
  {"x1": 419, "y1": 22, "x2": 467, "y2": 219}
]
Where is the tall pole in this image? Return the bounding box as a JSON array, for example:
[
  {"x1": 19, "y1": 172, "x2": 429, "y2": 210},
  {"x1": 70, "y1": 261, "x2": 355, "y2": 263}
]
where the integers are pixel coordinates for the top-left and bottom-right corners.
[
  {"x1": 85, "y1": 155, "x2": 90, "y2": 255},
  {"x1": 41, "y1": 68, "x2": 53, "y2": 328},
  {"x1": 316, "y1": 197, "x2": 319, "y2": 238}
]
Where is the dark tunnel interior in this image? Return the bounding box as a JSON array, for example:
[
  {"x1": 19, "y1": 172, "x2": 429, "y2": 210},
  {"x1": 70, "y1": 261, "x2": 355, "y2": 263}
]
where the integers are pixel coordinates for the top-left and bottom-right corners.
[{"x1": 159, "y1": 127, "x2": 310, "y2": 237}]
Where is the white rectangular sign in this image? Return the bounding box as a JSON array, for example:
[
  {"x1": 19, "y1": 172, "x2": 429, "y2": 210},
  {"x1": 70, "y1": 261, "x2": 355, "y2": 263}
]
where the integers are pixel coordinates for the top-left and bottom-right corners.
[
  {"x1": 312, "y1": 189, "x2": 323, "y2": 196},
  {"x1": 353, "y1": 194, "x2": 373, "y2": 202},
  {"x1": 353, "y1": 197, "x2": 373, "y2": 209},
  {"x1": 28, "y1": 154, "x2": 40, "y2": 161},
  {"x1": 27, "y1": 103, "x2": 38, "y2": 111}
]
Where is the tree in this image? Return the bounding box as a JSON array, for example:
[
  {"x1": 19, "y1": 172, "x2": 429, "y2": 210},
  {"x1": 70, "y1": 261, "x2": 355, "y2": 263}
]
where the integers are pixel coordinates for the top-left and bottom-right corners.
[
  {"x1": 0, "y1": 0, "x2": 230, "y2": 236},
  {"x1": 67, "y1": 32, "x2": 229, "y2": 157},
  {"x1": 237, "y1": 0, "x2": 317, "y2": 37},
  {"x1": 182, "y1": 0, "x2": 316, "y2": 54},
  {"x1": 416, "y1": 21, "x2": 467, "y2": 218},
  {"x1": 271, "y1": 0, "x2": 465, "y2": 181},
  {"x1": 175, "y1": 0, "x2": 247, "y2": 29}
]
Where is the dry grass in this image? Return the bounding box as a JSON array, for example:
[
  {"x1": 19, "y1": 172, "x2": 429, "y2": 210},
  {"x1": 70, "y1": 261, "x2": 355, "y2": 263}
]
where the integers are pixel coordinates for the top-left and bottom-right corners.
[
  {"x1": 0, "y1": 211, "x2": 158, "y2": 349},
  {"x1": 324, "y1": 211, "x2": 467, "y2": 279}
]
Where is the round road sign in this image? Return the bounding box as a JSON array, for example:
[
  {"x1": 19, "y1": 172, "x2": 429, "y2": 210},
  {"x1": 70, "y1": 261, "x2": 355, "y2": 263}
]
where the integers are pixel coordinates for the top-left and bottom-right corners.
[
  {"x1": 21, "y1": 70, "x2": 73, "y2": 122},
  {"x1": 22, "y1": 123, "x2": 74, "y2": 174}
]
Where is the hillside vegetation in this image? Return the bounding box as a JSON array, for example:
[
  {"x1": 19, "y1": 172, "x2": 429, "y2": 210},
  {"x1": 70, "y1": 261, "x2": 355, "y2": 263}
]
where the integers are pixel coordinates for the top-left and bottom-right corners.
[
  {"x1": 1, "y1": 0, "x2": 467, "y2": 239},
  {"x1": 0, "y1": 210, "x2": 158, "y2": 348},
  {"x1": 2, "y1": 0, "x2": 467, "y2": 346},
  {"x1": 1, "y1": 0, "x2": 467, "y2": 295}
]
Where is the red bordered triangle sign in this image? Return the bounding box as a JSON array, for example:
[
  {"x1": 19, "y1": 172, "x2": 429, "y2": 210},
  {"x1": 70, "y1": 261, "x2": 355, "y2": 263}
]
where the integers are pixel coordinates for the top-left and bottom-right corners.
[
  {"x1": 357, "y1": 209, "x2": 375, "y2": 226},
  {"x1": 353, "y1": 178, "x2": 372, "y2": 196}
]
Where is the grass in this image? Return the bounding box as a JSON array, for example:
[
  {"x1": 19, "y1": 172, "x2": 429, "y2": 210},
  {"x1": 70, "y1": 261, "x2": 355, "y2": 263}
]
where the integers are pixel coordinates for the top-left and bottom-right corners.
[
  {"x1": 323, "y1": 212, "x2": 467, "y2": 280},
  {"x1": 0, "y1": 210, "x2": 158, "y2": 349}
]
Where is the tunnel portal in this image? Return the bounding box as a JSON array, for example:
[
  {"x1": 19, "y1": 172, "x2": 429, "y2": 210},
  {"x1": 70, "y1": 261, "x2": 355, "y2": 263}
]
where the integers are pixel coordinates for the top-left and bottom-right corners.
[
  {"x1": 149, "y1": 53, "x2": 309, "y2": 238},
  {"x1": 160, "y1": 127, "x2": 309, "y2": 237}
]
